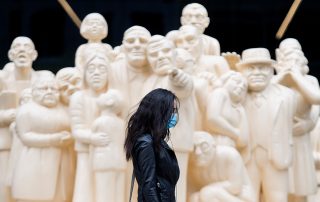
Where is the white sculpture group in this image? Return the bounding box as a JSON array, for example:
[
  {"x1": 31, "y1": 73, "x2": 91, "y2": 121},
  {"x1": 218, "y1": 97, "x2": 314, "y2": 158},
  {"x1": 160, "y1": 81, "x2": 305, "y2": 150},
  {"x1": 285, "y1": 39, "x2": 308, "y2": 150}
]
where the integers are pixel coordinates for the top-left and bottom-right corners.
[{"x1": 0, "y1": 2, "x2": 319, "y2": 202}]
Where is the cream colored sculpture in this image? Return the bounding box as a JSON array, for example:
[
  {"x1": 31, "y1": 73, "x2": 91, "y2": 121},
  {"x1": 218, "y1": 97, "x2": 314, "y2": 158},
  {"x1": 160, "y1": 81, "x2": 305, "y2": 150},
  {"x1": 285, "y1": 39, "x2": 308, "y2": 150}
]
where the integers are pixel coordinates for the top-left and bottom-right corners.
[
  {"x1": 145, "y1": 35, "x2": 194, "y2": 202},
  {"x1": 11, "y1": 78, "x2": 73, "y2": 202},
  {"x1": 0, "y1": 36, "x2": 53, "y2": 202},
  {"x1": 5, "y1": 88, "x2": 32, "y2": 202},
  {"x1": 189, "y1": 131, "x2": 255, "y2": 202},
  {"x1": 236, "y1": 48, "x2": 296, "y2": 202},
  {"x1": 275, "y1": 38, "x2": 319, "y2": 202},
  {"x1": 75, "y1": 13, "x2": 113, "y2": 71},
  {"x1": 310, "y1": 119, "x2": 320, "y2": 202},
  {"x1": 180, "y1": 3, "x2": 220, "y2": 56},
  {"x1": 90, "y1": 90, "x2": 126, "y2": 202},
  {"x1": 174, "y1": 25, "x2": 229, "y2": 79},
  {"x1": 70, "y1": 52, "x2": 111, "y2": 202},
  {"x1": 205, "y1": 71, "x2": 249, "y2": 150},
  {"x1": 108, "y1": 26, "x2": 152, "y2": 201},
  {"x1": 56, "y1": 67, "x2": 83, "y2": 202},
  {"x1": 110, "y1": 25, "x2": 152, "y2": 110}
]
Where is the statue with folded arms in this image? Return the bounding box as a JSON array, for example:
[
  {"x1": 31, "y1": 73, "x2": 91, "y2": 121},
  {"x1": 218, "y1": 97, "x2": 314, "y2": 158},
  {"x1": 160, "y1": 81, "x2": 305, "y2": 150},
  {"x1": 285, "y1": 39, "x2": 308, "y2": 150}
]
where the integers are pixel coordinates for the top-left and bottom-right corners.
[{"x1": 11, "y1": 77, "x2": 73, "y2": 202}]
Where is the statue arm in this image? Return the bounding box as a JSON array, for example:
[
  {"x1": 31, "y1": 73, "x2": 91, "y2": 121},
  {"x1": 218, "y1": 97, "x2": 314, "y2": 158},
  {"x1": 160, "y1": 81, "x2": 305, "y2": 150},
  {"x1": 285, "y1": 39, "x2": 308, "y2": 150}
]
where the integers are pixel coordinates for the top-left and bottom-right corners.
[
  {"x1": 206, "y1": 90, "x2": 239, "y2": 141},
  {"x1": 168, "y1": 69, "x2": 194, "y2": 99},
  {"x1": 16, "y1": 110, "x2": 65, "y2": 147},
  {"x1": 214, "y1": 57, "x2": 230, "y2": 77},
  {"x1": 290, "y1": 73, "x2": 320, "y2": 104}
]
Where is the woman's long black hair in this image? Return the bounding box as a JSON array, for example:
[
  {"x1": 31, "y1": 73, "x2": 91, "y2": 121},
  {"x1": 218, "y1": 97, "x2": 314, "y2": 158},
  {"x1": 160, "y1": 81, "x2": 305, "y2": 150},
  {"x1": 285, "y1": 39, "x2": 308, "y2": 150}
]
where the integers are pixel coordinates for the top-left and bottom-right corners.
[{"x1": 124, "y1": 88, "x2": 179, "y2": 160}]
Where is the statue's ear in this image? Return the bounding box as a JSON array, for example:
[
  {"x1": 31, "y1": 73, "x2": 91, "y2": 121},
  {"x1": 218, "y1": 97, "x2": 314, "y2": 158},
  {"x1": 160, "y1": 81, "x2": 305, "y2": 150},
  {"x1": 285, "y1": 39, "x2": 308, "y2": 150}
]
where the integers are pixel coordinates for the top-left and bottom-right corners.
[
  {"x1": 204, "y1": 17, "x2": 210, "y2": 29},
  {"x1": 180, "y1": 16, "x2": 186, "y2": 26},
  {"x1": 8, "y1": 50, "x2": 14, "y2": 61},
  {"x1": 31, "y1": 50, "x2": 38, "y2": 61}
]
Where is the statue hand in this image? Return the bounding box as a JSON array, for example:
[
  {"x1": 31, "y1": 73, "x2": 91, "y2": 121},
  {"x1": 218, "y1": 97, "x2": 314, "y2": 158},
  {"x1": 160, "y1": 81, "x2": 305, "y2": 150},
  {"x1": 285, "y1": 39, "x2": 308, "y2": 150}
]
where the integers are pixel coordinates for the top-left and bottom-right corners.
[
  {"x1": 170, "y1": 69, "x2": 190, "y2": 87},
  {"x1": 59, "y1": 131, "x2": 73, "y2": 147},
  {"x1": 222, "y1": 51, "x2": 240, "y2": 70},
  {"x1": 293, "y1": 116, "x2": 315, "y2": 136}
]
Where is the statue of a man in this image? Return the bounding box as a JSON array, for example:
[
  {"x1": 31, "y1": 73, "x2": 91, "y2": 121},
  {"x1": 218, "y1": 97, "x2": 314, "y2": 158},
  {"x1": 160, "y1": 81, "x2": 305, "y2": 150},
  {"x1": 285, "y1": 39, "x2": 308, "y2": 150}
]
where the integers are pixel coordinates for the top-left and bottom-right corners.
[{"x1": 236, "y1": 48, "x2": 296, "y2": 202}]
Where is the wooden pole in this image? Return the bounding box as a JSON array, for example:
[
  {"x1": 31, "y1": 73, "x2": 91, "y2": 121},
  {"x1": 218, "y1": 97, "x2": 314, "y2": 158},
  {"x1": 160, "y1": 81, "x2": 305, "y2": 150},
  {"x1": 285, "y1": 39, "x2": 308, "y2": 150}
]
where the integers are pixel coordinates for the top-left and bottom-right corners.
[
  {"x1": 276, "y1": 0, "x2": 302, "y2": 39},
  {"x1": 57, "y1": 0, "x2": 81, "y2": 29}
]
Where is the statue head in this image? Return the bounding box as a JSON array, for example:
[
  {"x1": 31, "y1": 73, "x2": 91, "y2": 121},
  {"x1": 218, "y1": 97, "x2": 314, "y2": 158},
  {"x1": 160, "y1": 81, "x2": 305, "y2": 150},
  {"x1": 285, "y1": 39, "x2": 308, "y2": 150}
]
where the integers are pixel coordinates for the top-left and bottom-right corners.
[
  {"x1": 80, "y1": 13, "x2": 108, "y2": 42},
  {"x1": 83, "y1": 52, "x2": 109, "y2": 93},
  {"x1": 8, "y1": 36, "x2": 38, "y2": 70},
  {"x1": 219, "y1": 71, "x2": 247, "y2": 103},
  {"x1": 19, "y1": 88, "x2": 32, "y2": 105},
  {"x1": 181, "y1": 3, "x2": 210, "y2": 34},
  {"x1": 56, "y1": 67, "x2": 82, "y2": 105},
  {"x1": 97, "y1": 89, "x2": 124, "y2": 116},
  {"x1": 122, "y1": 26, "x2": 151, "y2": 68},
  {"x1": 175, "y1": 25, "x2": 203, "y2": 60},
  {"x1": 32, "y1": 77, "x2": 59, "y2": 108},
  {"x1": 147, "y1": 35, "x2": 175, "y2": 76},
  {"x1": 236, "y1": 48, "x2": 275, "y2": 92},
  {"x1": 192, "y1": 131, "x2": 216, "y2": 167}
]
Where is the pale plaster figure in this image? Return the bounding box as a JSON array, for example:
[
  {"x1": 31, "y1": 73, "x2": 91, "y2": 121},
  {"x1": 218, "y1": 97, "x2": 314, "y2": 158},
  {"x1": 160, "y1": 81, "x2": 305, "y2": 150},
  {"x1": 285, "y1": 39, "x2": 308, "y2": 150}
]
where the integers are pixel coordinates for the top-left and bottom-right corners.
[
  {"x1": 110, "y1": 25, "x2": 152, "y2": 110},
  {"x1": 75, "y1": 13, "x2": 113, "y2": 71},
  {"x1": 275, "y1": 38, "x2": 319, "y2": 202},
  {"x1": 70, "y1": 52, "x2": 110, "y2": 202},
  {"x1": 174, "y1": 25, "x2": 229, "y2": 79},
  {"x1": 205, "y1": 71, "x2": 249, "y2": 150},
  {"x1": 5, "y1": 88, "x2": 32, "y2": 202},
  {"x1": 310, "y1": 119, "x2": 320, "y2": 202},
  {"x1": 236, "y1": 48, "x2": 296, "y2": 202},
  {"x1": 145, "y1": 35, "x2": 194, "y2": 202},
  {"x1": 90, "y1": 89, "x2": 126, "y2": 202},
  {"x1": 189, "y1": 131, "x2": 255, "y2": 202},
  {"x1": 56, "y1": 67, "x2": 83, "y2": 202},
  {"x1": 108, "y1": 26, "x2": 152, "y2": 201},
  {"x1": 0, "y1": 36, "x2": 53, "y2": 202},
  {"x1": 180, "y1": 3, "x2": 220, "y2": 56},
  {"x1": 12, "y1": 78, "x2": 73, "y2": 202}
]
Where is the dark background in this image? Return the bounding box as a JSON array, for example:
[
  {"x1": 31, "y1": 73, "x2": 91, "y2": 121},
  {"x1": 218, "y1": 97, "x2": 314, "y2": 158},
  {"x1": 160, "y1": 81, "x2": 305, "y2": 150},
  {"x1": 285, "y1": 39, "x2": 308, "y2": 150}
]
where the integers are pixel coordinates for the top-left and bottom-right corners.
[{"x1": 0, "y1": 0, "x2": 319, "y2": 79}]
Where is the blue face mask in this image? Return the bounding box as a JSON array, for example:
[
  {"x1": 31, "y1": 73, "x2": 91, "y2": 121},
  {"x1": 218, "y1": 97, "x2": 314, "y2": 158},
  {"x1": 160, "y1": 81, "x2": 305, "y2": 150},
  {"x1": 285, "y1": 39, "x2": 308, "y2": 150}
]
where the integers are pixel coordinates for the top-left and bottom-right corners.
[{"x1": 167, "y1": 113, "x2": 178, "y2": 129}]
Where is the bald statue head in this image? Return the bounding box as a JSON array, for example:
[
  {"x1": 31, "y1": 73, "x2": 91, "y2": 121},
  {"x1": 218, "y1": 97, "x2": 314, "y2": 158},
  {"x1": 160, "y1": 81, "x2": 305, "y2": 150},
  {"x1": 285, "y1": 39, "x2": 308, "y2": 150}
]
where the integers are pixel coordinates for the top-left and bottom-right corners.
[
  {"x1": 181, "y1": 3, "x2": 210, "y2": 34},
  {"x1": 193, "y1": 131, "x2": 216, "y2": 167},
  {"x1": 8, "y1": 36, "x2": 38, "y2": 70},
  {"x1": 147, "y1": 35, "x2": 176, "y2": 76},
  {"x1": 122, "y1": 26, "x2": 151, "y2": 68}
]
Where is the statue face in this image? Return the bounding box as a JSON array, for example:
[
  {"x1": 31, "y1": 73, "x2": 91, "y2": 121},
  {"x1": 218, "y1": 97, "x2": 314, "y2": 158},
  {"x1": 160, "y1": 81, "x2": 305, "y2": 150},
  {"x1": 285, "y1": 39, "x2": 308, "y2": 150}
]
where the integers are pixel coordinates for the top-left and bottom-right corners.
[
  {"x1": 147, "y1": 40, "x2": 174, "y2": 75},
  {"x1": 85, "y1": 57, "x2": 108, "y2": 92},
  {"x1": 33, "y1": 80, "x2": 59, "y2": 108},
  {"x1": 9, "y1": 37, "x2": 37, "y2": 69},
  {"x1": 181, "y1": 7, "x2": 208, "y2": 33},
  {"x1": 175, "y1": 27, "x2": 202, "y2": 60},
  {"x1": 240, "y1": 64, "x2": 273, "y2": 92},
  {"x1": 193, "y1": 137, "x2": 214, "y2": 167},
  {"x1": 123, "y1": 31, "x2": 149, "y2": 67},
  {"x1": 57, "y1": 72, "x2": 82, "y2": 105},
  {"x1": 81, "y1": 14, "x2": 107, "y2": 41},
  {"x1": 225, "y1": 74, "x2": 247, "y2": 103}
]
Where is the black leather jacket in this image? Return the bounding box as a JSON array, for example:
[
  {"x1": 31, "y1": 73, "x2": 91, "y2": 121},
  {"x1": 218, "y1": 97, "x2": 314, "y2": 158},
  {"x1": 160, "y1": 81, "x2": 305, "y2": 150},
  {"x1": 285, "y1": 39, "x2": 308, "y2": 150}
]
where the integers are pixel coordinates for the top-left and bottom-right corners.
[{"x1": 132, "y1": 134, "x2": 180, "y2": 202}]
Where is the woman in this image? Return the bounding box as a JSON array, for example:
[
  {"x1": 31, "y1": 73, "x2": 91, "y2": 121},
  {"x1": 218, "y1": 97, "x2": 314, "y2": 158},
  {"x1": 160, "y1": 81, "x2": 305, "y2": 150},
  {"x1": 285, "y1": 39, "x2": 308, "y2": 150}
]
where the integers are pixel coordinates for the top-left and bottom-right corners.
[{"x1": 124, "y1": 88, "x2": 180, "y2": 202}]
